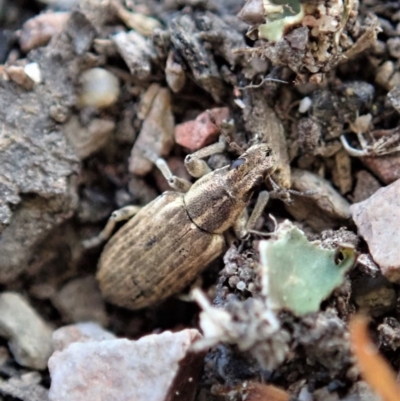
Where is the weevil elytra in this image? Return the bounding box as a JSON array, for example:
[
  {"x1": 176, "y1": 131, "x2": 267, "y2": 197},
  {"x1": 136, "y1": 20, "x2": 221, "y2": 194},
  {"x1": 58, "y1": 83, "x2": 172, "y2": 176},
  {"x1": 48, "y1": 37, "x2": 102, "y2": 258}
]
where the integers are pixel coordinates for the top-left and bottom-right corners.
[{"x1": 86, "y1": 141, "x2": 277, "y2": 310}]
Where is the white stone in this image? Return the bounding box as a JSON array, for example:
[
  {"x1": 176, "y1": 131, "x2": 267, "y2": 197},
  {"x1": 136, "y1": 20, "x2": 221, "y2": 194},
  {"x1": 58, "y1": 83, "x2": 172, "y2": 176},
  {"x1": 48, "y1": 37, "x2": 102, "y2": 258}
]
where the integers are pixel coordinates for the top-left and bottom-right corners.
[
  {"x1": 24, "y1": 62, "x2": 42, "y2": 83},
  {"x1": 299, "y1": 97, "x2": 312, "y2": 113},
  {"x1": 49, "y1": 329, "x2": 203, "y2": 401}
]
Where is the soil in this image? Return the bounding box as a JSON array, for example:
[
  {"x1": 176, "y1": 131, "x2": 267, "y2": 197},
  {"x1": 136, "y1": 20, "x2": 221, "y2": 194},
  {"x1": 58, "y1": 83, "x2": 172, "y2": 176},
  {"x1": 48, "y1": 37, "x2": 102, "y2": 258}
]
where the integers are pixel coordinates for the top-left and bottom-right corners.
[{"x1": 0, "y1": 0, "x2": 399, "y2": 400}]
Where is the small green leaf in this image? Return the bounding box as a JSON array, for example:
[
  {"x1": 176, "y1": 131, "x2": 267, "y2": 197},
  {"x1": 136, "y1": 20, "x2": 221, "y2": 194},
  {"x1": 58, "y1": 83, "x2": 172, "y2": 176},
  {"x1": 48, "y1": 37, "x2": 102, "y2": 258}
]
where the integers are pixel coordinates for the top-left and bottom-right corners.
[{"x1": 259, "y1": 221, "x2": 356, "y2": 316}]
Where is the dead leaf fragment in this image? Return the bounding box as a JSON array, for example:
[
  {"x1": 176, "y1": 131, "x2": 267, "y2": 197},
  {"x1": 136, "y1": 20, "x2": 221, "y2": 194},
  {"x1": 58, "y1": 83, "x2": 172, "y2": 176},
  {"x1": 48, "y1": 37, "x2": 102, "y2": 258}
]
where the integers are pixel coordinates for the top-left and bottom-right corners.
[{"x1": 349, "y1": 315, "x2": 400, "y2": 401}]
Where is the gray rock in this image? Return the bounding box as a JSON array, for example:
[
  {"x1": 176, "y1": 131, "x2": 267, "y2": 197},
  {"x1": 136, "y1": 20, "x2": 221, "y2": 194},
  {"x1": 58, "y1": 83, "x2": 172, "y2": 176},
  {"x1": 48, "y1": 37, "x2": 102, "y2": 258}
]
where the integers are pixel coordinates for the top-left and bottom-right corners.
[
  {"x1": 0, "y1": 372, "x2": 48, "y2": 401},
  {"x1": 49, "y1": 329, "x2": 204, "y2": 401},
  {"x1": 52, "y1": 276, "x2": 108, "y2": 326},
  {"x1": 0, "y1": 14, "x2": 82, "y2": 283},
  {"x1": 0, "y1": 292, "x2": 53, "y2": 370}
]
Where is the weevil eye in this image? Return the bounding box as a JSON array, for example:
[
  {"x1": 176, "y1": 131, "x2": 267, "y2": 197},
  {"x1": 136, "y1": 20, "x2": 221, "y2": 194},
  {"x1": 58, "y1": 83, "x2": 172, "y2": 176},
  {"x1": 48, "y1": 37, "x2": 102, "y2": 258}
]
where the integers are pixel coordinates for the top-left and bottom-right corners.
[
  {"x1": 229, "y1": 157, "x2": 246, "y2": 170},
  {"x1": 265, "y1": 148, "x2": 272, "y2": 157}
]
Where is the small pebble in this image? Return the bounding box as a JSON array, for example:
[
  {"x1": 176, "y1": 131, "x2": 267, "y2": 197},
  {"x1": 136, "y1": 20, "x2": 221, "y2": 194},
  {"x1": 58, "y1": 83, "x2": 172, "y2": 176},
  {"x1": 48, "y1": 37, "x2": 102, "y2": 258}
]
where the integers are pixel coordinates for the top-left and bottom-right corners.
[
  {"x1": 63, "y1": 116, "x2": 115, "y2": 159},
  {"x1": 387, "y1": 85, "x2": 400, "y2": 113},
  {"x1": 299, "y1": 97, "x2": 312, "y2": 113},
  {"x1": 228, "y1": 276, "x2": 240, "y2": 288},
  {"x1": 285, "y1": 169, "x2": 351, "y2": 231},
  {"x1": 52, "y1": 276, "x2": 108, "y2": 326},
  {"x1": 165, "y1": 51, "x2": 186, "y2": 93},
  {"x1": 351, "y1": 179, "x2": 400, "y2": 283},
  {"x1": 79, "y1": 68, "x2": 120, "y2": 108},
  {"x1": 112, "y1": 30, "x2": 153, "y2": 80},
  {"x1": 49, "y1": 329, "x2": 204, "y2": 401},
  {"x1": 237, "y1": 0, "x2": 265, "y2": 25},
  {"x1": 49, "y1": 103, "x2": 70, "y2": 123},
  {"x1": 112, "y1": 1, "x2": 161, "y2": 36},
  {"x1": 5, "y1": 65, "x2": 34, "y2": 90},
  {"x1": 175, "y1": 108, "x2": 230, "y2": 151},
  {"x1": 24, "y1": 62, "x2": 42, "y2": 84},
  {"x1": 298, "y1": 386, "x2": 313, "y2": 401},
  {"x1": 375, "y1": 61, "x2": 395, "y2": 90},
  {"x1": 387, "y1": 37, "x2": 400, "y2": 59},
  {"x1": 357, "y1": 254, "x2": 380, "y2": 277},
  {"x1": 129, "y1": 87, "x2": 175, "y2": 176},
  {"x1": 0, "y1": 292, "x2": 53, "y2": 370},
  {"x1": 19, "y1": 12, "x2": 70, "y2": 52},
  {"x1": 236, "y1": 281, "x2": 246, "y2": 291},
  {"x1": 332, "y1": 149, "x2": 352, "y2": 194},
  {"x1": 351, "y1": 170, "x2": 381, "y2": 203}
]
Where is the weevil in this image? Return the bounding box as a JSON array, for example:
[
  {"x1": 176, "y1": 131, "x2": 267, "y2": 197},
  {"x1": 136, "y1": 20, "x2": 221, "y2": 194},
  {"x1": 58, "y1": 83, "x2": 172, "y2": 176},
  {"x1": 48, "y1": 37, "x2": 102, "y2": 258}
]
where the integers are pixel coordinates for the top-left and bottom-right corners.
[{"x1": 84, "y1": 139, "x2": 278, "y2": 310}]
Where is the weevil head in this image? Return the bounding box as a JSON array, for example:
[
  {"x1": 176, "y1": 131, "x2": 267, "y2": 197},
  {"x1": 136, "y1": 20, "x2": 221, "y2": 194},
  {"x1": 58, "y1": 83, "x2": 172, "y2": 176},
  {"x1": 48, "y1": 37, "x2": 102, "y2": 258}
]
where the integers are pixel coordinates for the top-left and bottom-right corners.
[
  {"x1": 184, "y1": 143, "x2": 277, "y2": 234},
  {"x1": 227, "y1": 143, "x2": 276, "y2": 201}
]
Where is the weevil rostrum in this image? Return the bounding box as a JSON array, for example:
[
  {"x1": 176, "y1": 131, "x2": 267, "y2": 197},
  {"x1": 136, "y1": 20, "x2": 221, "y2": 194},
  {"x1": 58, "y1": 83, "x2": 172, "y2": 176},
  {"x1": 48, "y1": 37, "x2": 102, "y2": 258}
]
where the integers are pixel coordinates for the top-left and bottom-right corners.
[{"x1": 85, "y1": 139, "x2": 280, "y2": 310}]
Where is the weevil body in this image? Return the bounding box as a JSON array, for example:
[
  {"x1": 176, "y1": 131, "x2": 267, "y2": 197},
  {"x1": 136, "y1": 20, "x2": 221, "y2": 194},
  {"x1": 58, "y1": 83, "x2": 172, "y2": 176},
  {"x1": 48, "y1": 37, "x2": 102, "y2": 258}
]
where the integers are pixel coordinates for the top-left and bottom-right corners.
[{"x1": 97, "y1": 144, "x2": 276, "y2": 309}]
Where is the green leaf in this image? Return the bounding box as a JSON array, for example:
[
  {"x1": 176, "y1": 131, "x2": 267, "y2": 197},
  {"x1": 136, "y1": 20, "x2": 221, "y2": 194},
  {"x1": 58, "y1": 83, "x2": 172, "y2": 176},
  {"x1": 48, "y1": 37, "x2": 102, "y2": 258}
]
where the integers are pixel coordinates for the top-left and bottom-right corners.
[{"x1": 259, "y1": 221, "x2": 356, "y2": 316}]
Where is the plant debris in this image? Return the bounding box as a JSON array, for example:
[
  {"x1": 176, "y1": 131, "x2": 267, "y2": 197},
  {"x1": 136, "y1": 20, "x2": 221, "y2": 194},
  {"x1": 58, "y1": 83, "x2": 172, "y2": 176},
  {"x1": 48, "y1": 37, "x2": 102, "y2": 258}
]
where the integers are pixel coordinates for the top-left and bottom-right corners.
[
  {"x1": 237, "y1": 0, "x2": 381, "y2": 81},
  {"x1": 259, "y1": 220, "x2": 356, "y2": 315},
  {"x1": 349, "y1": 315, "x2": 400, "y2": 401}
]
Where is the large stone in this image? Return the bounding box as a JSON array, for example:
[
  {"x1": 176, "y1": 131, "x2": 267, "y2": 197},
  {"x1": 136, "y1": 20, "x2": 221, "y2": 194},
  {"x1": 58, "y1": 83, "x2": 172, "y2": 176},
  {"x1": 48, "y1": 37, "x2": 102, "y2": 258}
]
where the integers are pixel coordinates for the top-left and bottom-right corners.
[
  {"x1": 351, "y1": 179, "x2": 400, "y2": 282},
  {"x1": 0, "y1": 13, "x2": 85, "y2": 283},
  {"x1": 49, "y1": 329, "x2": 204, "y2": 401}
]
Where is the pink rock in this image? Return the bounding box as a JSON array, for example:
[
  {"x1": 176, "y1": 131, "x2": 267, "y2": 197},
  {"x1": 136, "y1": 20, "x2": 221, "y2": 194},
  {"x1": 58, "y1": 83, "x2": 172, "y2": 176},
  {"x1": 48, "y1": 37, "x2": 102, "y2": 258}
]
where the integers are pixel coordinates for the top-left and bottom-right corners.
[
  {"x1": 52, "y1": 322, "x2": 116, "y2": 352},
  {"x1": 48, "y1": 329, "x2": 204, "y2": 401},
  {"x1": 351, "y1": 179, "x2": 400, "y2": 282},
  {"x1": 362, "y1": 154, "x2": 400, "y2": 184},
  {"x1": 175, "y1": 107, "x2": 230, "y2": 151}
]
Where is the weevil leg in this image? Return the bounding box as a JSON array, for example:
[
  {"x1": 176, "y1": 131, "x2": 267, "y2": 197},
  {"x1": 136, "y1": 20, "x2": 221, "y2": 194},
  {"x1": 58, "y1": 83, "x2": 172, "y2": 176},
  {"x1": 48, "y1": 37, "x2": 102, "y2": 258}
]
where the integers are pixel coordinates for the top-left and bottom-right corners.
[
  {"x1": 248, "y1": 214, "x2": 278, "y2": 236},
  {"x1": 234, "y1": 190, "x2": 272, "y2": 238},
  {"x1": 154, "y1": 157, "x2": 192, "y2": 192},
  {"x1": 184, "y1": 136, "x2": 227, "y2": 178},
  {"x1": 83, "y1": 205, "x2": 141, "y2": 248},
  {"x1": 139, "y1": 147, "x2": 192, "y2": 192},
  {"x1": 268, "y1": 176, "x2": 317, "y2": 203},
  {"x1": 246, "y1": 190, "x2": 271, "y2": 233}
]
